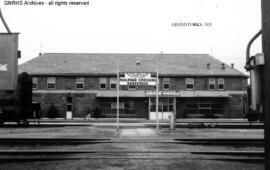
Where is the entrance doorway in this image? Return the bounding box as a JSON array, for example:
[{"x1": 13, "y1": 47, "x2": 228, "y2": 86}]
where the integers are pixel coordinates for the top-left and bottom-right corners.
[
  {"x1": 66, "y1": 95, "x2": 73, "y2": 119},
  {"x1": 66, "y1": 104, "x2": 73, "y2": 119},
  {"x1": 149, "y1": 97, "x2": 174, "y2": 120}
]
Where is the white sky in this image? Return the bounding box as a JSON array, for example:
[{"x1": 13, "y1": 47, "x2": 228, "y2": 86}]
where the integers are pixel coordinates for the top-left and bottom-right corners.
[{"x1": 0, "y1": 0, "x2": 262, "y2": 73}]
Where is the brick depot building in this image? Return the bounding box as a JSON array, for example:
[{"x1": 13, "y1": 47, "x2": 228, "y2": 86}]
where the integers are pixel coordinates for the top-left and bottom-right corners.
[{"x1": 19, "y1": 53, "x2": 248, "y2": 119}]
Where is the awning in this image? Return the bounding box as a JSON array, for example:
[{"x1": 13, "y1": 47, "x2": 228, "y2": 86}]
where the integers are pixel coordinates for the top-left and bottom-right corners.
[
  {"x1": 33, "y1": 90, "x2": 243, "y2": 98},
  {"x1": 179, "y1": 91, "x2": 232, "y2": 98},
  {"x1": 97, "y1": 90, "x2": 244, "y2": 98},
  {"x1": 96, "y1": 90, "x2": 146, "y2": 97}
]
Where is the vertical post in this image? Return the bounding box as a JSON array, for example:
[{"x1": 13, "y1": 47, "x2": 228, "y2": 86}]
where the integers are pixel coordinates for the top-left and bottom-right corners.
[
  {"x1": 148, "y1": 97, "x2": 151, "y2": 119},
  {"x1": 170, "y1": 97, "x2": 176, "y2": 130},
  {"x1": 117, "y1": 60, "x2": 119, "y2": 131},
  {"x1": 261, "y1": 0, "x2": 270, "y2": 169},
  {"x1": 156, "y1": 67, "x2": 159, "y2": 130}
]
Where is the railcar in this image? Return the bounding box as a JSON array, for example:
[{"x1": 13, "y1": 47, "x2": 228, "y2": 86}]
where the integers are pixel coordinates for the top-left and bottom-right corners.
[{"x1": 0, "y1": 33, "x2": 33, "y2": 125}]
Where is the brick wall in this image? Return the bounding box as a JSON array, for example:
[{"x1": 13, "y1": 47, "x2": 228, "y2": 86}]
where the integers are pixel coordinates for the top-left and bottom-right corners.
[
  {"x1": 33, "y1": 76, "x2": 247, "y2": 91},
  {"x1": 32, "y1": 75, "x2": 247, "y2": 118}
]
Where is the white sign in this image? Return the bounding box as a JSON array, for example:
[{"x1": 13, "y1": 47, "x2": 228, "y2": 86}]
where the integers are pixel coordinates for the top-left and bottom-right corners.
[
  {"x1": 119, "y1": 73, "x2": 156, "y2": 86},
  {"x1": 0, "y1": 64, "x2": 7, "y2": 71},
  {"x1": 145, "y1": 91, "x2": 181, "y2": 97}
]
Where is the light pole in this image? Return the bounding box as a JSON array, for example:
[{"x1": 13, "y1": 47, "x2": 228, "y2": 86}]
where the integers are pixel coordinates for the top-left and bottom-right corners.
[
  {"x1": 155, "y1": 52, "x2": 162, "y2": 130},
  {"x1": 116, "y1": 60, "x2": 119, "y2": 131}
]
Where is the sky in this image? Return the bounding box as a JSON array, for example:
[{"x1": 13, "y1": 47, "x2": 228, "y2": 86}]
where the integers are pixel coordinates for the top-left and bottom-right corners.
[{"x1": 0, "y1": 0, "x2": 262, "y2": 73}]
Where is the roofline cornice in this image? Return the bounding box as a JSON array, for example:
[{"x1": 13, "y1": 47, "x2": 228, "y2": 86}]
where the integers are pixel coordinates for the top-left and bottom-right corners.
[{"x1": 28, "y1": 73, "x2": 249, "y2": 78}]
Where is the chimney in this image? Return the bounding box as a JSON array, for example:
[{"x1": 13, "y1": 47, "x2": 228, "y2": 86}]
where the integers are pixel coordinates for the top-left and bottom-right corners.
[
  {"x1": 231, "y1": 63, "x2": 234, "y2": 69},
  {"x1": 221, "y1": 63, "x2": 225, "y2": 70},
  {"x1": 207, "y1": 63, "x2": 210, "y2": 69}
]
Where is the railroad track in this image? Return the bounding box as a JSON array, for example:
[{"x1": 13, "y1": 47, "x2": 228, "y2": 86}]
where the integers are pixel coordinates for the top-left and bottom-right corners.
[
  {"x1": 0, "y1": 138, "x2": 263, "y2": 163},
  {"x1": 0, "y1": 138, "x2": 264, "y2": 146},
  {"x1": 0, "y1": 150, "x2": 264, "y2": 162}
]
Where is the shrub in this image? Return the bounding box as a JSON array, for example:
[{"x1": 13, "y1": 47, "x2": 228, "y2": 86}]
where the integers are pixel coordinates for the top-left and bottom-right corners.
[{"x1": 47, "y1": 104, "x2": 59, "y2": 118}]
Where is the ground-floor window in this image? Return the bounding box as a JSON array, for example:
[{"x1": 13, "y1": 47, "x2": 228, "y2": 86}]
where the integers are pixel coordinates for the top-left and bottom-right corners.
[
  {"x1": 99, "y1": 98, "x2": 136, "y2": 115},
  {"x1": 183, "y1": 98, "x2": 226, "y2": 118}
]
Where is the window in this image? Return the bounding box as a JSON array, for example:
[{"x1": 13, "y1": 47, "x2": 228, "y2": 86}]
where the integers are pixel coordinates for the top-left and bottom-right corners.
[
  {"x1": 110, "y1": 78, "x2": 117, "y2": 90},
  {"x1": 186, "y1": 78, "x2": 194, "y2": 90},
  {"x1": 163, "y1": 78, "x2": 170, "y2": 90},
  {"x1": 99, "y1": 77, "x2": 107, "y2": 90},
  {"x1": 75, "y1": 77, "x2": 84, "y2": 89},
  {"x1": 32, "y1": 77, "x2": 38, "y2": 89},
  {"x1": 47, "y1": 77, "x2": 56, "y2": 89},
  {"x1": 208, "y1": 78, "x2": 215, "y2": 90},
  {"x1": 218, "y1": 78, "x2": 225, "y2": 90},
  {"x1": 111, "y1": 102, "x2": 124, "y2": 109}
]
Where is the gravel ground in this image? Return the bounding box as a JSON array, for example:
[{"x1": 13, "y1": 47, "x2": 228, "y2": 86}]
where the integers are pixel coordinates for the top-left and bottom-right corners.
[{"x1": 0, "y1": 125, "x2": 265, "y2": 170}]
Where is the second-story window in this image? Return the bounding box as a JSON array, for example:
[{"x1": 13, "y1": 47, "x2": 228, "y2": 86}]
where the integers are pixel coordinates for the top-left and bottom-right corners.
[
  {"x1": 208, "y1": 78, "x2": 215, "y2": 90},
  {"x1": 32, "y1": 77, "x2": 38, "y2": 89},
  {"x1": 218, "y1": 78, "x2": 225, "y2": 90},
  {"x1": 186, "y1": 78, "x2": 194, "y2": 90},
  {"x1": 163, "y1": 78, "x2": 170, "y2": 90},
  {"x1": 47, "y1": 77, "x2": 56, "y2": 89},
  {"x1": 76, "y1": 77, "x2": 84, "y2": 89},
  {"x1": 110, "y1": 78, "x2": 117, "y2": 90},
  {"x1": 99, "y1": 77, "x2": 107, "y2": 90}
]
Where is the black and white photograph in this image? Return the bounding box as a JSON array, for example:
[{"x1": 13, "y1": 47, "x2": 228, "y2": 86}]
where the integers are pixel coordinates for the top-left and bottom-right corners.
[{"x1": 0, "y1": 0, "x2": 268, "y2": 169}]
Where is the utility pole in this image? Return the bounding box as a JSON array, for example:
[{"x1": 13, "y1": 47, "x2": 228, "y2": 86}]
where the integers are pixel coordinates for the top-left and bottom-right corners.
[{"x1": 261, "y1": 0, "x2": 270, "y2": 169}]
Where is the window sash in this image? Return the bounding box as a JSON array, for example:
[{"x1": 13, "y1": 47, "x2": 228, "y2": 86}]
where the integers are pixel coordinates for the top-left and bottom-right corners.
[
  {"x1": 32, "y1": 77, "x2": 38, "y2": 83},
  {"x1": 47, "y1": 83, "x2": 55, "y2": 89},
  {"x1": 47, "y1": 77, "x2": 55, "y2": 83},
  {"x1": 75, "y1": 77, "x2": 85, "y2": 89},
  {"x1": 99, "y1": 78, "x2": 107, "y2": 89},
  {"x1": 163, "y1": 78, "x2": 170, "y2": 90},
  {"x1": 186, "y1": 78, "x2": 194, "y2": 90},
  {"x1": 110, "y1": 78, "x2": 117, "y2": 89},
  {"x1": 110, "y1": 83, "x2": 116, "y2": 89},
  {"x1": 76, "y1": 83, "x2": 84, "y2": 89},
  {"x1": 209, "y1": 78, "x2": 215, "y2": 90},
  {"x1": 218, "y1": 78, "x2": 225, "y2": 90},
  {"x1": 163, "y1": 83, "x2": 170, "y2": 90},
  {"x1": 100, "y1": 83, "x2": 107, "y2": 89},
  {"x1": 47, "y1": 77, "x2": 55, "y2": 89},
  {"x1": 32, "y1": 83, "x2": 37, "y2": 89},
  {"x1": 32, "y1": 77, "x2": 37, "y2": 89}
]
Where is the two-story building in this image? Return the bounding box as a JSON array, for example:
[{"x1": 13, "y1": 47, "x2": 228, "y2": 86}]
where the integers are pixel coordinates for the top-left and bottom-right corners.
[{"x1": 19, "y1": 53, "x2": 248, "y2": 119}]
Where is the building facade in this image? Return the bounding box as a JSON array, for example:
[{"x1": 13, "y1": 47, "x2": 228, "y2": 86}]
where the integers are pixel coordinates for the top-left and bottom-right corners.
[{"x1": 19, "y1": 53, "x2": 248, "y2": 119}]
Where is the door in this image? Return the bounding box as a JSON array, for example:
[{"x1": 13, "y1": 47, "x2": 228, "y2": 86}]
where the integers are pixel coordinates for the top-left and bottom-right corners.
[{"x1": 66, "y1": 104, "x2": 73, "y2": 119}]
